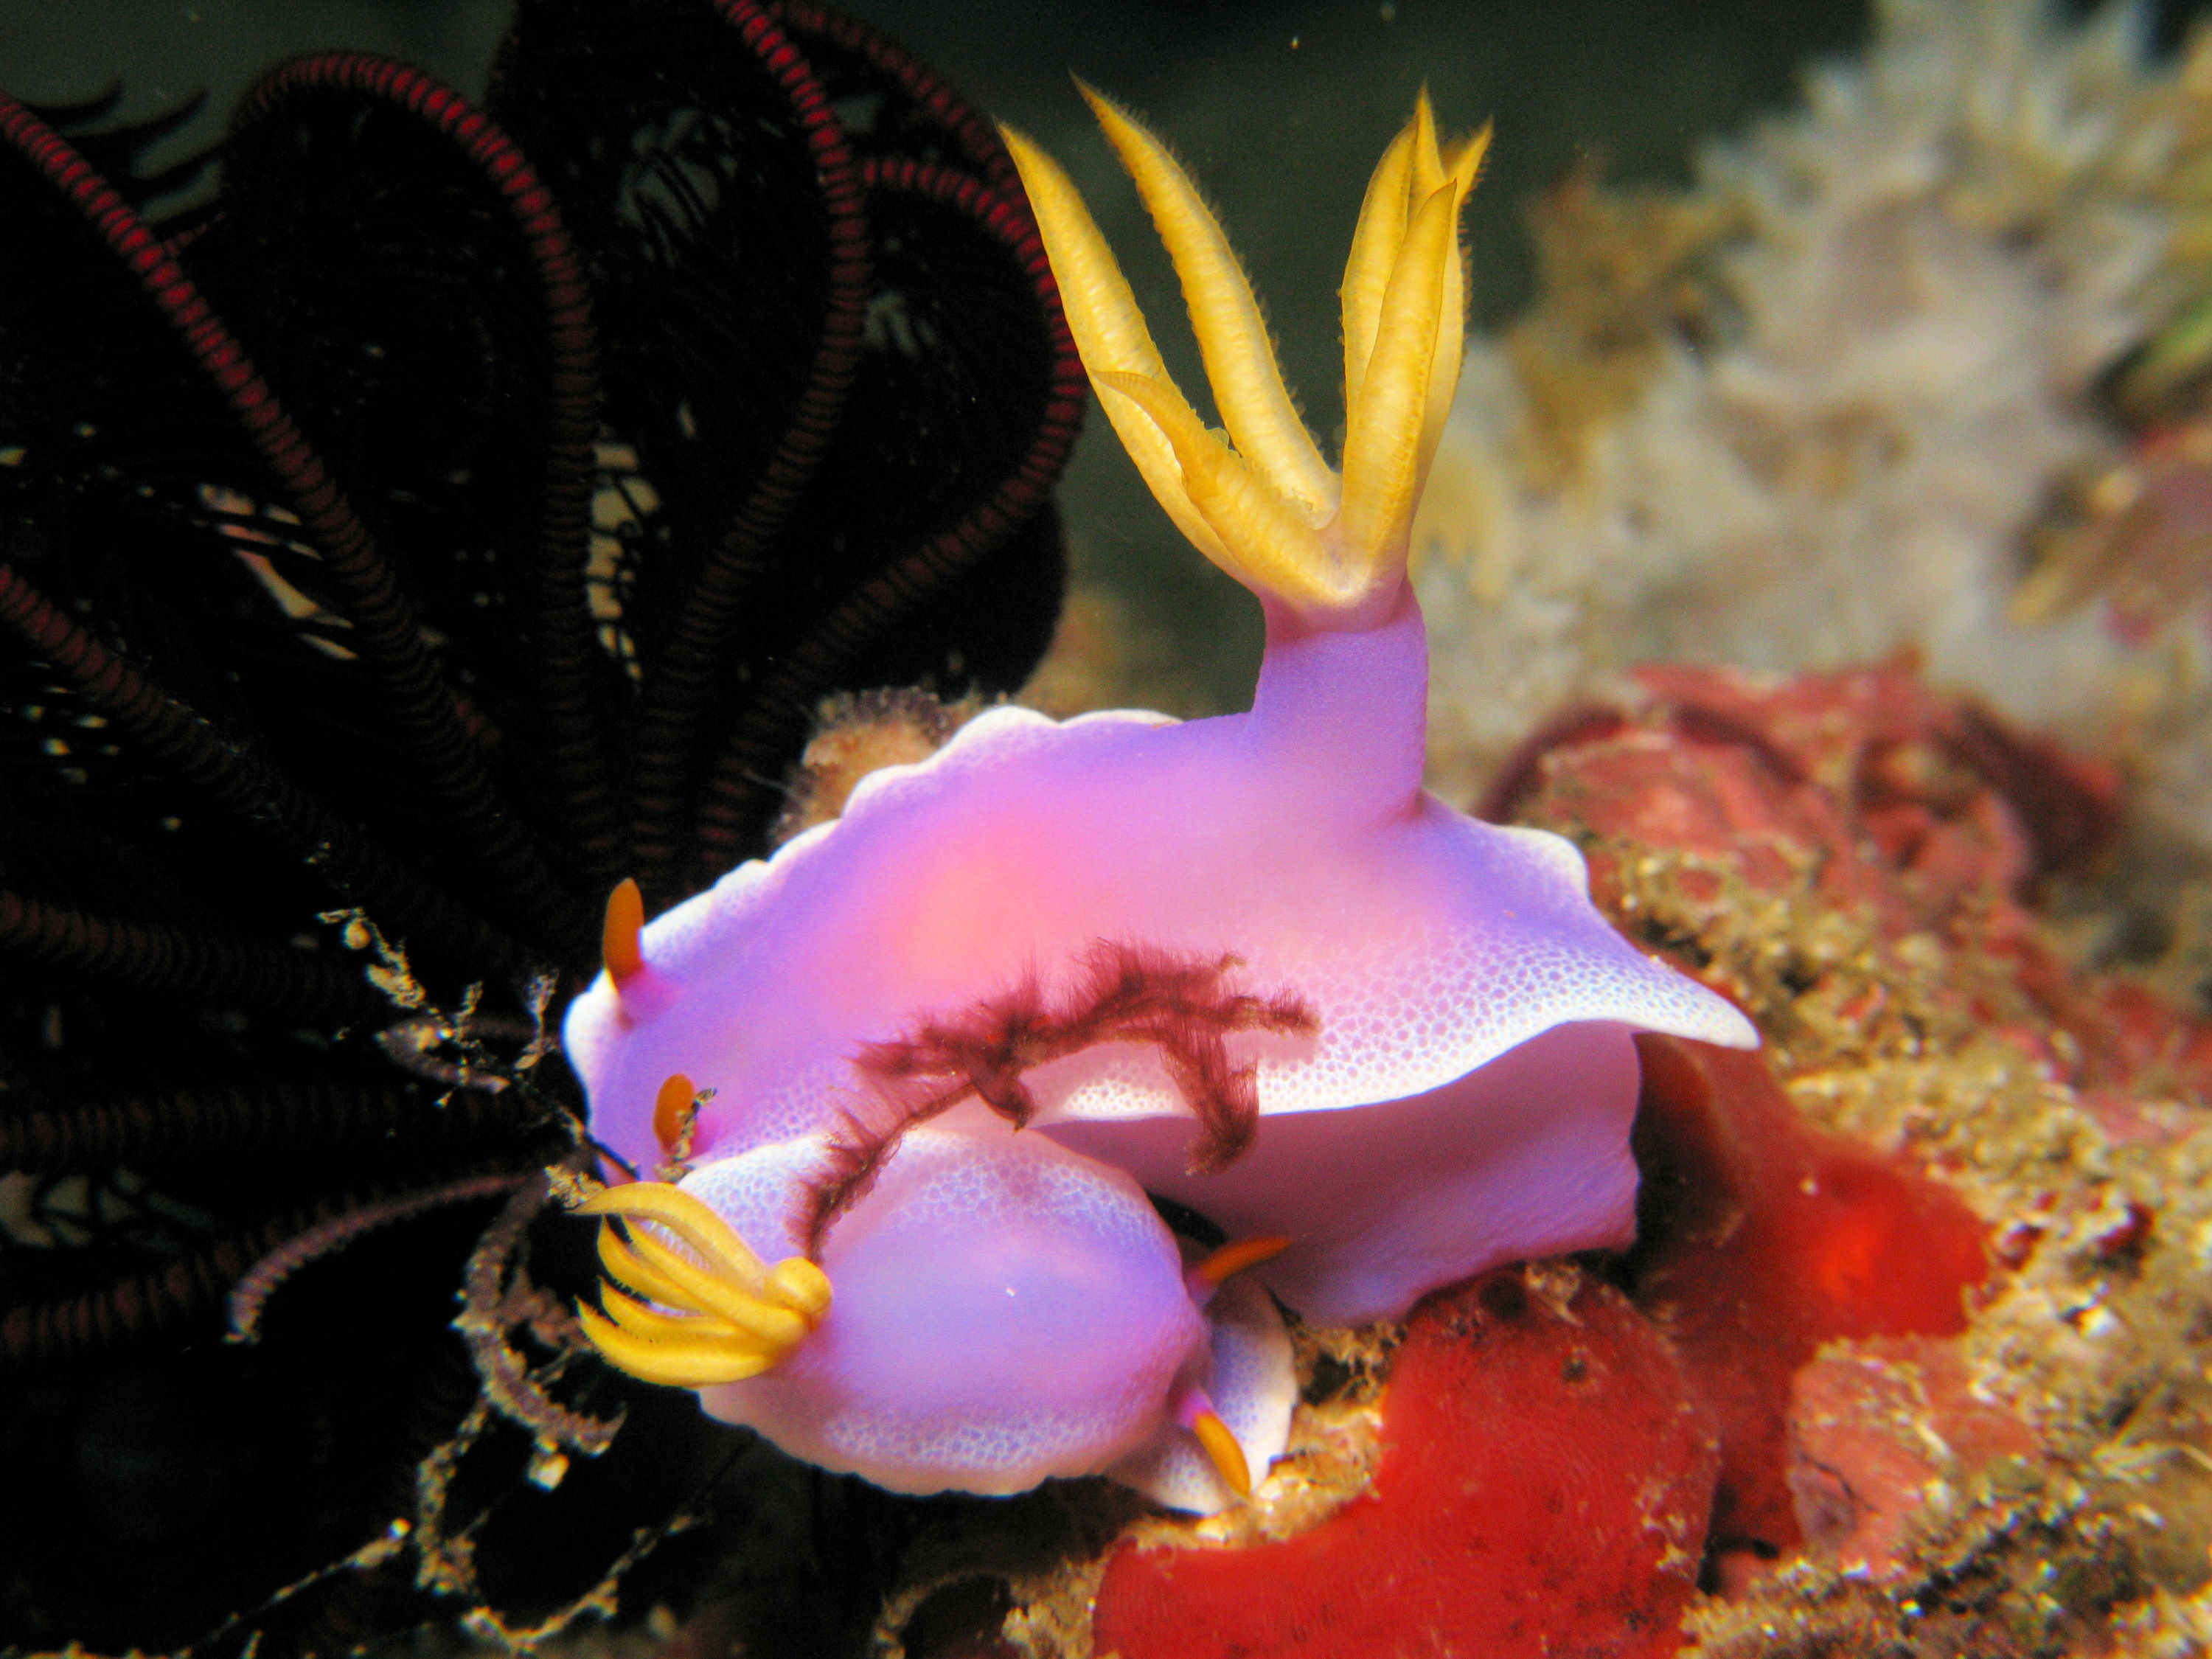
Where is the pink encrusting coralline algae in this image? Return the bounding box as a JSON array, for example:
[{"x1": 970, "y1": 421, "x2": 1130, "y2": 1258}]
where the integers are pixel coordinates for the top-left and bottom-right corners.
[{"x1": 560, "y1": 86, "x2": 1756, "y2": 1514}]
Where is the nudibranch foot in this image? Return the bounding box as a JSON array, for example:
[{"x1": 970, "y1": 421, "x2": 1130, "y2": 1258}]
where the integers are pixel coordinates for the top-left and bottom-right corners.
[{"x1": 1051, "y1": 1020, "x2": 1652, "y2": 1327}]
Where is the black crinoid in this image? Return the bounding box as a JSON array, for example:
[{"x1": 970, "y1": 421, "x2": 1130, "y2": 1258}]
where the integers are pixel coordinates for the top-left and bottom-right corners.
[{"x1": 0, "y1": 1, "x2": 1079, "y2": 1652}]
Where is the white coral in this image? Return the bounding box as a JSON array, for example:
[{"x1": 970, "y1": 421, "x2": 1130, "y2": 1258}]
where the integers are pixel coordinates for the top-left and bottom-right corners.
[{"x1": 1419, "y1": 0, "x2": 2212, "y2": 851}]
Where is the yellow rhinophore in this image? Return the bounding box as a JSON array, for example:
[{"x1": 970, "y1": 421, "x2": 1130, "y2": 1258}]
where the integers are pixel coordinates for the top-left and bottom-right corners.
[
  {"x1": 1002, "y1": 86, "x2": 1487, "y2": 627},
  {"x1": 574, "y1": 1181, "x2": 832, "y2": 1388}
]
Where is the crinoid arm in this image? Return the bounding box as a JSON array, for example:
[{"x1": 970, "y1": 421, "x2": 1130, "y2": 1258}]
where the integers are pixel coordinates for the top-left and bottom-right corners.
[{"x1": 1003, "y1": 89, "x2": 1486, "y2": 630}]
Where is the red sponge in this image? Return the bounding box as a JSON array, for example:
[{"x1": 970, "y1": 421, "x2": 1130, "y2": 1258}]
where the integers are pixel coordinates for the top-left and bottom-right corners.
[
  {"x1": 1627, "y1": 1034, "x2": 1992, "y2": 1557},
  {"x1": 1093, "y1": 1268, "x2": 1719, "y2": 1659}
]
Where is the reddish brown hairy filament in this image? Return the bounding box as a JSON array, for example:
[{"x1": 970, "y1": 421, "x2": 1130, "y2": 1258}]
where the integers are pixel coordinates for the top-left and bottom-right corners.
[{"x1": 799, "y1": 941, "x2": 1317, "y2": 1258}]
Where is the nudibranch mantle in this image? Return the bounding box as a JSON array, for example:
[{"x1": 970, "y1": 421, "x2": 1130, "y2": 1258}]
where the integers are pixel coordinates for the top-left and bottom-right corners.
[{"x1": 564, "y1": 86, "x2": 1755, "y2": 1513}]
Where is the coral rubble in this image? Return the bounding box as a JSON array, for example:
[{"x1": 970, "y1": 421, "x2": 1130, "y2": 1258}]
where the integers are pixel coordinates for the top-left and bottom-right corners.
[{"x1": 1501, "y1": 664, "x2": 2212, "y2": 1656}]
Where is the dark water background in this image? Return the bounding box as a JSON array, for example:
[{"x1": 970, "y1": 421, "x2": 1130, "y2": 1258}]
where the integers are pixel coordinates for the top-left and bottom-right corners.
[{"x1": 11, "y1": 0, "x2": 2188, "y2": 708}]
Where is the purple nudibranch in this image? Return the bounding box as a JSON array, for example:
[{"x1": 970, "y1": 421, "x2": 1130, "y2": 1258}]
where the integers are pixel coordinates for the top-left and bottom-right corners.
[{"x1": 562, "y1": 85, "x2": 1756, "y2": 1514}]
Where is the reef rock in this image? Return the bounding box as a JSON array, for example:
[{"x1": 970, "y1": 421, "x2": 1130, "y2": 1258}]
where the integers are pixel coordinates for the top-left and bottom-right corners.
[{"x1": 877, "y1": 658, "x2": 2212, "y2": 1659}]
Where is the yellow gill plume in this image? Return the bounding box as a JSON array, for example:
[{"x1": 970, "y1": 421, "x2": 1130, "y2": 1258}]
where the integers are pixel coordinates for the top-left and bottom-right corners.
[
  {"x1": 574, "y1": 1181, "x2": 830, "y2": 1388},
  {"x1": 1001, "y1": 87, "x2": 1486, "y2": 626}
]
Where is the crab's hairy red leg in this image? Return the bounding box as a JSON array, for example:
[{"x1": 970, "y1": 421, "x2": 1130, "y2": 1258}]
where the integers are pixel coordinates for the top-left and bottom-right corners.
[
  {"x1": 799, "y1": 942, "x2": 1310, "y2": 1258},
  {"x1": 0, "y1": 92, "x2": 592, "y2": 956},
  {"x1": 689, "y1": 162, "x2": 1085, "y2": 874},
  {"x1": 0, "y1": 560, "x2": 537, "y2": 979},
  {"x1": 625, "y1": 0, "x2": 873, "y2": 905},
  {"x1": 232, "y1": 54, "x2": 627, "y2": 891}
]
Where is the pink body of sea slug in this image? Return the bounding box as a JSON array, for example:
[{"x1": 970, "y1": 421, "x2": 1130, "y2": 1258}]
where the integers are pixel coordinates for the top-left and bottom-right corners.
[{"x1": 560, "y1": 86, "x2": 1756, "y2": 1514}]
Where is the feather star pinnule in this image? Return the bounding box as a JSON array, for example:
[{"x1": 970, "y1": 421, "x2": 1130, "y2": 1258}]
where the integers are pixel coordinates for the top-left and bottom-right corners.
[{"x1": 562, "y1": 85, "x2": 1758, "y2": 1514}]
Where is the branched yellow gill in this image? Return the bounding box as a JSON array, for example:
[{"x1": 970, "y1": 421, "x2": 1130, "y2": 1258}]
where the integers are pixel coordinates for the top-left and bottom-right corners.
[{"x1": 1001, "y1": 86, "x2": 1487, "y2": 626}]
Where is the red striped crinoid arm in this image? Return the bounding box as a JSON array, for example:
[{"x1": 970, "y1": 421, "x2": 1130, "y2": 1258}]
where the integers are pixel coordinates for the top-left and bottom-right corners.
[
  {"x1": 0, "y1": 91, "x2": 588, "y2": 956},
  {"x1": 771, "y1": 1, "x2": 1023, "y2": 196},
  {"x1": 0, "y1": 559, "x2": 536, "y2": 979},
  {"x1": 624, "y1": 0, "x2": 874, "y2": 901},
  {"x1": 689, "y1": 159, "x2": 1085, "y2": 877},
  {"x1": 234, "y1": 53, "x2": 624, "y2": 893},
  {"x1": 0, "y1": 884, "x2": 384, "y2": 1027}
]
